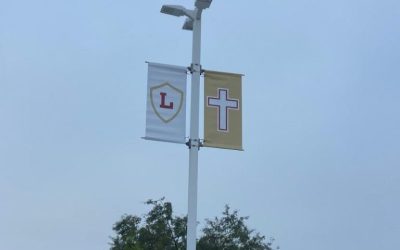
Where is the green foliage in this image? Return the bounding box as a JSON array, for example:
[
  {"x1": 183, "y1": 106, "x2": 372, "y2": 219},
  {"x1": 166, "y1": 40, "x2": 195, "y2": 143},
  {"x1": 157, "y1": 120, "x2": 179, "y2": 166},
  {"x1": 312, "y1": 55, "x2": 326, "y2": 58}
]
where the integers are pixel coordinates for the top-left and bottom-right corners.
[
  {"x1": 110, "y1": 199, "x2": 275, "y2": 250},
  {"x1": 110, "y1": 198, "x2": 187, "y2": 250},
  {"x1": 111, "y1": 215, "x2": 141, "y2": 250},
  {"x1": 197, "y1": 205, "x2": 273, "y2": 250}
]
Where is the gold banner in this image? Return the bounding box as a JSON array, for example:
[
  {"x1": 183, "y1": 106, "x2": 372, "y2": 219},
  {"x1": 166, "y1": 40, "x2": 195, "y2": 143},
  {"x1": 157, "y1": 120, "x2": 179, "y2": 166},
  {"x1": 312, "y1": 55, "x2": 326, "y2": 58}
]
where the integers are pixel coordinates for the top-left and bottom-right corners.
[{"x1": 204, "y1": 70, "x2": 243, "y2": 150}]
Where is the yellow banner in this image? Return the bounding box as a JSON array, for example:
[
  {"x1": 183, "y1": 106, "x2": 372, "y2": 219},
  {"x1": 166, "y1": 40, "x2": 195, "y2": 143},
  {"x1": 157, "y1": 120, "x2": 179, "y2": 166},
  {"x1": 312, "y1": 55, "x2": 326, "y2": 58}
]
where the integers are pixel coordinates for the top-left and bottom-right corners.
[{"x1": 204, "y1": 70, "x2": 243, "y2": 150}]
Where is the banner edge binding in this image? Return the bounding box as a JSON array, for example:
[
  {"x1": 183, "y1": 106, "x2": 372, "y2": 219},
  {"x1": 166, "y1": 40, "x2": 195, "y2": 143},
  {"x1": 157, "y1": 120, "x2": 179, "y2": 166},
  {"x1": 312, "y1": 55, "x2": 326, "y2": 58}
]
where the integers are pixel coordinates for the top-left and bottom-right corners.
[{"x1": 141, "y1": 136, "x2": 186, "y2": 145}]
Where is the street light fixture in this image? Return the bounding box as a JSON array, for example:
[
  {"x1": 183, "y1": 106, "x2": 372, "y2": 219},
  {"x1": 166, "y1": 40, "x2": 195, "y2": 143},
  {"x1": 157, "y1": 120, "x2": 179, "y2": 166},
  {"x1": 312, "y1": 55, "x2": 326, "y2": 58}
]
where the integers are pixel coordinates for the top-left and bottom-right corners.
[
  {"x1": 160, "y1": 5, "x2": 194, "y2": 19},
  {"x1": 195, "y1": 0, "x2": 212, "y2": 9},
  {"x1": 160, "y1": 1, "x2": 213, "y2": 250},
  {"x1": 182, "y1": 17, "x2": 194, "y2": 31}
]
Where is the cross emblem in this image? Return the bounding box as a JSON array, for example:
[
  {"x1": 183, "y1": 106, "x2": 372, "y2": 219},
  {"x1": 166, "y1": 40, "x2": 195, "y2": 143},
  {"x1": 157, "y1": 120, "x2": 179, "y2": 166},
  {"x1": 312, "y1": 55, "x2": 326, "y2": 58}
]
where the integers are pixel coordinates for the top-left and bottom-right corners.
[{"x1": 207, "y1": 88, "x2": 240, "y2": 132}]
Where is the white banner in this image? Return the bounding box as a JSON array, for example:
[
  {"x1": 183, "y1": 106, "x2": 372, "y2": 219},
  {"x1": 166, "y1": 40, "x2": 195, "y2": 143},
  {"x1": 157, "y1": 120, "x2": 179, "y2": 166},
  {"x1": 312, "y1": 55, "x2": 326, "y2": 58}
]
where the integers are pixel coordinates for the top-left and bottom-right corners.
[{"x1": 144, "y1": 62, "x2": 187, "y2": 144}]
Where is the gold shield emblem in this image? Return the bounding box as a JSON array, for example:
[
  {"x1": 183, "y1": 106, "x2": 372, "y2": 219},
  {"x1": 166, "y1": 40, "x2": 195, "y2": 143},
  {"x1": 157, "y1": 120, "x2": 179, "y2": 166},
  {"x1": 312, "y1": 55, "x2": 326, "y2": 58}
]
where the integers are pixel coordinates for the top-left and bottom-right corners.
[{"x1": 150, "y1": 82, "x2": 184, "y2": 123}]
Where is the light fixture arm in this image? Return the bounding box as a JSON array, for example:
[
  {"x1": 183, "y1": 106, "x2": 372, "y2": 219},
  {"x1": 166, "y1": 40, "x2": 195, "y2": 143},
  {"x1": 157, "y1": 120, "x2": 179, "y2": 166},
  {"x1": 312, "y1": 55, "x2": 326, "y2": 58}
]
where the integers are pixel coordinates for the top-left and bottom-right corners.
[
  {"x1": 194, "y1": 8, "x2": 202, "y2": 20},
  {"x1": 184, "y1": 9, "x2": 196, "y2": 20}
]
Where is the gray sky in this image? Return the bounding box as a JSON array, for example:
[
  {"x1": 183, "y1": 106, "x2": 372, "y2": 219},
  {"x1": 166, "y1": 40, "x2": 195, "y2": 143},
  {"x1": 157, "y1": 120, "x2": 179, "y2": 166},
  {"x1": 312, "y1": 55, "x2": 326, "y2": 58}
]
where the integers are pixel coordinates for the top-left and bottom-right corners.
[{"x1": 1, "y1": 0, "x2": 399, "y2": 249}]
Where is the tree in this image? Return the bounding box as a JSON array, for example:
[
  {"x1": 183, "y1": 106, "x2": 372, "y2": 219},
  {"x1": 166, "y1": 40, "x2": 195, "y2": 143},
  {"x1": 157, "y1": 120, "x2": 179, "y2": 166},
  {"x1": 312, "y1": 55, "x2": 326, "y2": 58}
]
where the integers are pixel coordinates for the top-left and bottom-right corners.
[
  {"x1": 110, "y1": 198, "x2": 187, "y2": 250},
  {"x1": 197, "y1": 205, "x2": 274, "y2": 250},
  {"x1": 110, "y1": 198, "x2": 275, "y2": 250}
]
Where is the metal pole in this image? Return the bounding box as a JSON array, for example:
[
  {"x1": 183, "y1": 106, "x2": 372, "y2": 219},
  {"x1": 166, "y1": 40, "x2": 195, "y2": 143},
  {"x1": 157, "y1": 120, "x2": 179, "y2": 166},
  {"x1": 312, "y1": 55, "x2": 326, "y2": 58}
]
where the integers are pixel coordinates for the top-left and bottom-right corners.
[{"x1": 187, "y1": 9, "x2": 201, "y2": 250}]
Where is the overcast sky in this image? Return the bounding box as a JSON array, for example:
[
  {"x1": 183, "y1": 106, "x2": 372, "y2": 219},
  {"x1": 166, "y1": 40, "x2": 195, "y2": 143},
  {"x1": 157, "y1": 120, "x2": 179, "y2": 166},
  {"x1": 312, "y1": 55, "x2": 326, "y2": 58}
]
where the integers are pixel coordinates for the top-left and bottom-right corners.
[{"x1": 1, "y1": 0, "x2": 399, "y2": 250}]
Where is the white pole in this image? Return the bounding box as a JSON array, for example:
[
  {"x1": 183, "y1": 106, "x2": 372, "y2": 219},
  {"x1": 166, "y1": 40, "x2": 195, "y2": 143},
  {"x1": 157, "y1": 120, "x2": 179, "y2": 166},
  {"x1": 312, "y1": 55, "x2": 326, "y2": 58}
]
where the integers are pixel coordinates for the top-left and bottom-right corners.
[{"x1": 187, "y1": 9, "x2": 201, "y2": 250}]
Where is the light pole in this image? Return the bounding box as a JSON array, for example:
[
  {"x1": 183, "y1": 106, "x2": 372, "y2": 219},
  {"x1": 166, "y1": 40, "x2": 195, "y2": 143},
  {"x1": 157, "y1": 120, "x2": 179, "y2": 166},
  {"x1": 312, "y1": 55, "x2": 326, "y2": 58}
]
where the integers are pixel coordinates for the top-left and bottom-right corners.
[{"x1": 160, "y1": 1, "x2": 212, "y2": 250}]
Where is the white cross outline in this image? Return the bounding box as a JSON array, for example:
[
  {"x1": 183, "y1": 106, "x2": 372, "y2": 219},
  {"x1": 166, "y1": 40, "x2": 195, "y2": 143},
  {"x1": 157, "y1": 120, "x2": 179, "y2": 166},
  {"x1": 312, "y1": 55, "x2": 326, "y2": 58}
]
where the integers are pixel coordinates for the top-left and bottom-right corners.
[{"x1": 207, "y1": 88, "x2": 240, "y2": 132}]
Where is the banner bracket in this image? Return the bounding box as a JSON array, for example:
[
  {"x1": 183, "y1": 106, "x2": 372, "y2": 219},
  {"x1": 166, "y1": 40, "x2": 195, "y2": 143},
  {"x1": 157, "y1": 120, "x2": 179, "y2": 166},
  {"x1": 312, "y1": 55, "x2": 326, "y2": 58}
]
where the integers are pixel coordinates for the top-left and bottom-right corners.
[
  {"x1": 188, "y1": 63, "x2": 203, "y2": 75},
  {"x1": 186, "y1": 139, "x2": 203, "y2": 150}
]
